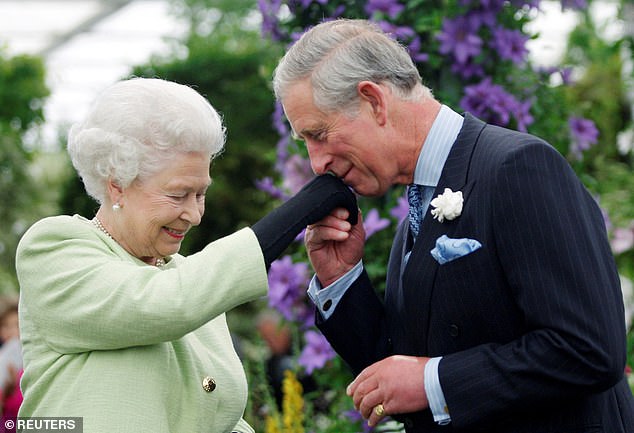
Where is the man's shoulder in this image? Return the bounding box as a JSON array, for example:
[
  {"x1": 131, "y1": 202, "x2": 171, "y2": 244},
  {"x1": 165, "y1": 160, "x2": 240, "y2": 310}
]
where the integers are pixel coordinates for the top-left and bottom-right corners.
[{"x1": 473, "y1": 120, "x2": 556, "y2": 159}]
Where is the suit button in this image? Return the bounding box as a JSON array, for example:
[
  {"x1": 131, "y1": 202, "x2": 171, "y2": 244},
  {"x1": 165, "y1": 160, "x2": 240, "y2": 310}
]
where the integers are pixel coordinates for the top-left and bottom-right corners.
[
  {"x1": 449, "y1": 324, "x2": 460, "y2": 337},
  {"x1": 202, "y1": 376, "x2": 216, "y2": 392}
]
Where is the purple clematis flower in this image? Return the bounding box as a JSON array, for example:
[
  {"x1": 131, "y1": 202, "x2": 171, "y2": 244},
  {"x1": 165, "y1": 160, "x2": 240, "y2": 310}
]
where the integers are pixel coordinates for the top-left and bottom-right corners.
[
  {"x1": 460, "y1": 78, "x2": 534, "y2": 131},
  {"x1": 298, "y1": 330, "x2": 336, "y2": 374},
  {"x1": 490, "y1": 27, "x2": 529, "y2": 64},
  {"x1": 257, "y1": 0, "x2": 284, "y2": 41},
  {"x1": 465, "y1": 9, "x2": 498, "y2": 28},
  {"x1": 268, "y1": 256, "x2": 310, "y2": 322},
  {"x1": 569, "y1": 116, "x2": 599, "y2": 158},
  {"x1": 272, "y1": 101, "x2": 288, "y2": 136},
  {"x1": 560, "y1": 0, "x2": 587, "y2": 10},
  {"x1": 390, "y1": 195, "x2": 409, "y2": 222},
  {"x1": 451, "y1": 61, "x2": 485, "y2": 79},
  {"x1": 536, "y1": 66, "x2": 575, "y2": 86},
  {"x1": 255, "y1": 177, "x2": 286, "y2": 200},
  {"x1": 376, "y1": 22, "x2": 428, "y2": 63},
  {"x1": 611, "y1": 225, "x2": 634, "y2": 255},
  {"x1": 365, "y1": 0, "x2": 405, "y2": 19},
  {"x1": 282, "y1": 154, "x2": 314, "y2": 195},
  {"x1": 437, "y1": 16, "x2": 483, "y2": 64},
  {"x1": 300, "y1": 0, "x2": 327, "y2": 7},
  {"x1": 407, "y1": 36, "x2": 430, "y2": 63},
  {"x1": 344, "y1": 409, "x2": 388, "y2": 431},
  {"x1": 375, "y1": 21, "x2": 415, "y2": 40},
  {"x1": 363, "y1": 208, "x2": 391, "y2": 239},
  {"x1": 514, "y1": 99, "x2": 534, "y2": 133},
  {"x1": 560, "y1": 67, "x2": 574, "y2": 85},
  {"x1": 461, "y1": 78, "x2": 500, "y2": 117}
]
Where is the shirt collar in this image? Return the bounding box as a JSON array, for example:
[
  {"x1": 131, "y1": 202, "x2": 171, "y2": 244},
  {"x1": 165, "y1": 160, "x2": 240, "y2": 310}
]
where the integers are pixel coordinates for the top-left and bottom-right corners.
[{"x1": 413, "y1": 105, "x2": 464, "y2": 187}]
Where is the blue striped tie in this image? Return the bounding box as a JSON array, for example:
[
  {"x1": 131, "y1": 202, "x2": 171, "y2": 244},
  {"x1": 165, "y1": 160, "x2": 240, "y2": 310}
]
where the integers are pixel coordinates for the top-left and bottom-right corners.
[{"x1": 408, "y1": 184, "x2": 424, "y2": 238}]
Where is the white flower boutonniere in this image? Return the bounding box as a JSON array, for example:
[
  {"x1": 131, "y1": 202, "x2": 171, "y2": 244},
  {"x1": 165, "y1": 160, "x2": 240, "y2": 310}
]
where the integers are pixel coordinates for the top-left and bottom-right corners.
[{"x1": 430, "y1": 188, "x2": 463, "y2": 223}]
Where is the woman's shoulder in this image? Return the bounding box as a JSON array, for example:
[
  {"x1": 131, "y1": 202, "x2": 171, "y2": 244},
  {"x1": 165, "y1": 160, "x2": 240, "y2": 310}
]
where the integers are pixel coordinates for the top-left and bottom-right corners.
[
  {"x1": 26, "y1": 214, "x2": 91, "y2": 232},
  {"x1": 19, "y1": 214, "x2": 94, "y2": 246}
]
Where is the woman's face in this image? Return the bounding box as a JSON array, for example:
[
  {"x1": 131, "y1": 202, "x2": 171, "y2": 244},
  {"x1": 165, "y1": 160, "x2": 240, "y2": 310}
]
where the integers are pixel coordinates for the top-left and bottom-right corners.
[{"x1": 114, "y1": 151, "x2": 211, "y2": 264}]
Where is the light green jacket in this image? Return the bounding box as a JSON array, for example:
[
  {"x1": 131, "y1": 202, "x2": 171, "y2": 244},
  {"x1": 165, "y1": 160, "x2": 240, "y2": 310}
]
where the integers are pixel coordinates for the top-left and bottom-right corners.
[{"x1": 16, "y1": 215, "x2": 268, "y2": 433}]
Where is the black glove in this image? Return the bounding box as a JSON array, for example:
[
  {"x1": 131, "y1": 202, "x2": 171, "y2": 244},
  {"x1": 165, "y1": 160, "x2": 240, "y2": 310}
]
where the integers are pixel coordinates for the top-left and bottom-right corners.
[{"x1": 252, "y1": 174, "x2": 358, "y2": 269}]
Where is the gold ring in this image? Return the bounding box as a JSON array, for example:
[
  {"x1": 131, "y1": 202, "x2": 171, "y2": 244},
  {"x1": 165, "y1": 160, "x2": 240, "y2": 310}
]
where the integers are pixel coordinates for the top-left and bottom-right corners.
[{"x1": 374, "y1": 404, "x2": 385, "y2": 417}]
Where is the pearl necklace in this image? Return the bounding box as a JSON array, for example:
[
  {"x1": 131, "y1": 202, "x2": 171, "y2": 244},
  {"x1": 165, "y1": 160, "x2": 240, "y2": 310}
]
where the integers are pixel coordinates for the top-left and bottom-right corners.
[{"x1": 92, "y1": 217, "x2": 165, "y2": 267}]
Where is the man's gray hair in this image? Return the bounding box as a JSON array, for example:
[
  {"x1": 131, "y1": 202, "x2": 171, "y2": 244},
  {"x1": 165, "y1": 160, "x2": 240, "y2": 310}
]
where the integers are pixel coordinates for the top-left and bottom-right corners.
[
  {"x1": 273, "y1": 19, "x2": 433, "y2": 114},
  {"x1": 67, "y1": 77, "x2": 225, "y2": 204}
]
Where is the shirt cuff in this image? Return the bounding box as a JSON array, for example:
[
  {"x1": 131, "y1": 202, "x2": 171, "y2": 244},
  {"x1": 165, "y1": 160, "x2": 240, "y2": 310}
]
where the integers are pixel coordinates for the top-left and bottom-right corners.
[
  {"x1": 307, "y1": 260, "x2": 363, "y2": 320},
  {"x1": 424, "y1": 356, "x2": 451, "y2": 425}
]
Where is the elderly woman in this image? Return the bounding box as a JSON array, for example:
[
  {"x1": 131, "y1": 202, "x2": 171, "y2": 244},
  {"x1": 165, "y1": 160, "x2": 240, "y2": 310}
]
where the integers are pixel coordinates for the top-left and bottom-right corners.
[{"x1": 15, "y1": 78, "x2": 356, "y2": 432}]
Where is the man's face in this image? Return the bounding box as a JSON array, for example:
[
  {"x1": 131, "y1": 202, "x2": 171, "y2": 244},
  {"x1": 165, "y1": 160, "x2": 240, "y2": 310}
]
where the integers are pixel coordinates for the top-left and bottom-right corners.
[{"x1": 282, "y1": 79, "x2": 400, "y2": 197}]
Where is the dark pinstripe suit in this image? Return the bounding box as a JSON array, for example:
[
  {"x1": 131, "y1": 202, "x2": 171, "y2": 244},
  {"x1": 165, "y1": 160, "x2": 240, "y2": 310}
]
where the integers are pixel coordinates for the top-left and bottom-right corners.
[{"x1": 318, "y1": 114, "x2": 634, "y2": 432}]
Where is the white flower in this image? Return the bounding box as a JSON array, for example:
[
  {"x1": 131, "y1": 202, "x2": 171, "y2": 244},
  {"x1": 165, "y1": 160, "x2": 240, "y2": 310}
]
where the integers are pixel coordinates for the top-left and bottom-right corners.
[
  {"x1": 617, "y1": 127, "x2": 633, "y2": 156},
  {"x1": 430, "y1": 188, "x2": 463, "y2": 223}
]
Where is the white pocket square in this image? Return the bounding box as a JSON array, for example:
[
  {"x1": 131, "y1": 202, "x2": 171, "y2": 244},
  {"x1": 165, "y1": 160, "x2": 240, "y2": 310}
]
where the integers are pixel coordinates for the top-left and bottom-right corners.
[{"x1": 430, "y1": 234, "x2": 482, "y2": 265}]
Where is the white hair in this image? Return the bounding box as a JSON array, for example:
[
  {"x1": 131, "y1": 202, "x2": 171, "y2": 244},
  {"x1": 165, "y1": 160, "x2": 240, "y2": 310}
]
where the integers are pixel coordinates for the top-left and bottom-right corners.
[
  {"x1": 67, "y1": 77, "x2": 226, "y2": 204},
  {"x1": 273, "y1": 19, "x2": 433, "y2": 115}
]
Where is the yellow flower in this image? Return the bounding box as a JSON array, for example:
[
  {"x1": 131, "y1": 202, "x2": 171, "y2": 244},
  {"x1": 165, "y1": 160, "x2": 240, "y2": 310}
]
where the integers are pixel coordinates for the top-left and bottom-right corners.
[
  {"x1": 282, "y1": 370, "x2": 304, "y2": 433},
  {"x1": 265, "y1": 414, "x2": 282, "y2": 433}
]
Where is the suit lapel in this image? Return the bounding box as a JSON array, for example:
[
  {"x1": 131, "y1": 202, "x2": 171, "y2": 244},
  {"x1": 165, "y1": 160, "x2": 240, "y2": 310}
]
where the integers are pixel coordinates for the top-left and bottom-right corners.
[{"x1": 400, "y1": 113, "x2": 485, "y2": 354}]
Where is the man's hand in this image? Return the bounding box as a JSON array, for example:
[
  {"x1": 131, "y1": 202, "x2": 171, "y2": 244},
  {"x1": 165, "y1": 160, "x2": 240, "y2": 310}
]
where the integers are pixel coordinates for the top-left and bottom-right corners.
[
  {"x1": 304, "y1": 208, "x2": 365, "y2": 287},
  {"x1": 346, "y1": 355, "x2": 430, "y2": 427}
]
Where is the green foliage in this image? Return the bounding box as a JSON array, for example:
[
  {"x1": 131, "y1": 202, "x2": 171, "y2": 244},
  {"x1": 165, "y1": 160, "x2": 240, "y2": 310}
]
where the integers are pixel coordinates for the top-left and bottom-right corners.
[
  {"x1": 0, "y1": 51, "x2": 48, "y2": 132},
  {"x1": 58, "y1": 173, "x2": 100, "y2": 219},
  {"x1": 0, "y1": 51, "x2": 49, "y2": 293},
  {"x1": 0, "y1": 126, "x2": 32, "y2": 293},
  {"x1": 564, "y1": 14, "x2": 631, "y2": 162},
  {"x1": 171, "y1": 0, "x2": 258, "y2": 35}
]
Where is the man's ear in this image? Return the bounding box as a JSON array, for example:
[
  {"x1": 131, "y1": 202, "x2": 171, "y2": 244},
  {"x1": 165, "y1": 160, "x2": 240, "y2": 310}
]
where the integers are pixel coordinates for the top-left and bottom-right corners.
[{"x1": 357, "y1": 81, "x2": 387, "y2": 126}]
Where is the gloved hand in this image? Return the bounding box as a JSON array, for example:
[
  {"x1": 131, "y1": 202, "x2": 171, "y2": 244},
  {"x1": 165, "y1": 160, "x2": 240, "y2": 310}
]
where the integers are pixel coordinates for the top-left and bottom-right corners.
[{"x1": 252, "y1": 174, "x2": 358, "y2": 269}]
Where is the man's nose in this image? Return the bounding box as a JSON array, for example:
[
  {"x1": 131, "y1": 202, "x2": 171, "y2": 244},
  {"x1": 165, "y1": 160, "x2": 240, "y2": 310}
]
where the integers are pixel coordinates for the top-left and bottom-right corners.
[{"x1": 306, "y1": 141, "x2": 329, "y2": 175}]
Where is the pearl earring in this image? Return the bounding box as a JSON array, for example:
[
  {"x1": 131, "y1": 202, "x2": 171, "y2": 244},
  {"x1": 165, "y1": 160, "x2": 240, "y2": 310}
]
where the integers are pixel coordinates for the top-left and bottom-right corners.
[{"x1": 112, "y1": 203, "x2": 121, "y2": 211}]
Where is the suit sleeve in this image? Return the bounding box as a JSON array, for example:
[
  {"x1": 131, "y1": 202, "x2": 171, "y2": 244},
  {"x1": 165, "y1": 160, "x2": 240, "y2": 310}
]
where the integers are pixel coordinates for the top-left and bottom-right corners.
[
  {"x1": 316, "y1": 269, "x2": 391, "y2": 375},
  {"x1": 438, "y1": 141, "x2": 626, "y2": 426},
  {"x1": 16, "y1": 216, "x2": 268, "y2": 353}
]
